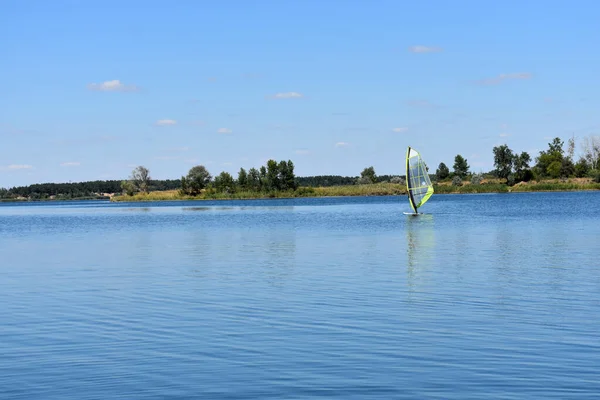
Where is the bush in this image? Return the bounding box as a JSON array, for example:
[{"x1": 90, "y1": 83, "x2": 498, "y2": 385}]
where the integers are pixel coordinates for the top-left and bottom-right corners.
[
  {"x1": 356, "y1": 176, "x2": 372, "y2": 185},
  {"x1": 471, "y1": 174, "x2": 482, "y2": 185},
  {"x1": 520, "y1": 169, "x2": 534, "y2": 182},
  {"x1": 452, "y1": 176, "x2": 463, "y2": 186},
  {"x1": 390, "y1": 176, "x2": 405, "y2": 185},
  {"x1": 591, "y1": 169, "x2": 600, "y2": 183},
  {"x1": 507, "y1": 173, "x2": 516, "y2": 186}
]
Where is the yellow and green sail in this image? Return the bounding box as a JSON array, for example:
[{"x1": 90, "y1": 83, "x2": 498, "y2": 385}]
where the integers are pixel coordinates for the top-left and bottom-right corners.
[{"x1": 406, "y1": 146, "x2": 434, "y2": 213}]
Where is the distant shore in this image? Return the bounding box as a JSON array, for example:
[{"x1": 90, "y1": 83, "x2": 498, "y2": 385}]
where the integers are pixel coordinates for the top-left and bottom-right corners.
[
  {"x1": 110, "y1": 179, "x2": 600, "y2": 202},
  {"x1": 1, "y1": 179, "x2": 598, "y2": 203}
]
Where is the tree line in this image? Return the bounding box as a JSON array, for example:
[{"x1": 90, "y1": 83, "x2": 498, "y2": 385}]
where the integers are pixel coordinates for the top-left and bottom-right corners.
[
  {"x1": 2, "y1": 134, "x2": 599, "y2": 200},
  {"x1": 120, "y1": 159, "x2": 301, "y2": 197},
  {"x1": 0, "y1": 179, "x2": 181, "y2": 200},
  {"x1": 433, "y1": 135, "x2": 600, "y2": 186}
]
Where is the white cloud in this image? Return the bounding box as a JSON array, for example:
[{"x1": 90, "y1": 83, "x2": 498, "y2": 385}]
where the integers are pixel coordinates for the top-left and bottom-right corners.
[
  {"x1": 409, "y1": 45, "x2": 443, "y2": 53},
  {"x1": 218, "y1": 128, "x2": 232, "y2": 134},
  {"x1": 87, "y1": 79, "x2": 139, "y2": 92},
  {"x1": 335, "y1": 142, "x2": 349, "y2": 147},
  {"x1": 271, "y1": 92, "x2": 303, "y2": 99},
  {"x1": 499, "y1": 133, "x2": 511, "y2": 137},
  {"x1": 295, "y1": 149, "x2": 310, "y2": 155},
  {"x1": 60, "y1": 162, "x2": 80, "y2": 167},
  {"x1": 155, "y1": 119, "x2": 177, "y2": 126},
  {"x1": 392, "y1": 127, "x2": 408, "y2": 133},
  {"x1": 222, "y1": 162, "x2": 233, "y2": 166},
  {"x1": 3, "y1": 164, "x2": 33, "y2": 170},
  {"x1": 477, "y1": 73, "x2": 532, "y2": 85}
]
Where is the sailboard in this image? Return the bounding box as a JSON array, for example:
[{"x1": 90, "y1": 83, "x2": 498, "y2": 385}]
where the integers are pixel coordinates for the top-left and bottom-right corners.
[{"x1": 405, "y1": 146, "x2": 434, "y2": 215}]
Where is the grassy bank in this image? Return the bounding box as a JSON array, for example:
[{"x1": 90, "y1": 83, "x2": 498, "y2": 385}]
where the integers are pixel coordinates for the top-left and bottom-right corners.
[
  {"x1": 110, "y1": 179, "x2": 600, "y2": 202},
  {"x1": 111, "y1": 183, "x2": 407, "y2": 202},
  {"x1": 0, "y1": 195, "x2": 110, "y2": 203}
]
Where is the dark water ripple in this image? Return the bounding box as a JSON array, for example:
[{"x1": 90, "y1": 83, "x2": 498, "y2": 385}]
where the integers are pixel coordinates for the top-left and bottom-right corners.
[{"x1": 1, "y1": 192, "x2": 600, "y2": 399}]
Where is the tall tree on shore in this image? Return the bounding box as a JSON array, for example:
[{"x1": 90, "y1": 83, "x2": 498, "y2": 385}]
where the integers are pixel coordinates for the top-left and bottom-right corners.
[
  {"x1": 237, "y1": 167, "x2": 248, "y2": 189},
  {"x1": 214, "y1": 171, "x2": 235, "y2": 193},
  {"x1": 534, "y1": 137, "x2": 571, "y2": 178},
  {"x1": 493, "y1": 145, "x2": 514, "y2": 183},
  {"x1": 266, "y1": 159, "x2": 280, "y2": 190},
  {"x1": 435, "y1": 162, "x2": 450, "y2": 180},
  {"x1": 277, "y1": 160, "x2": 298, "y2": 190},
  {"x1": 453, "y1": 155, "x2": 470, "y2": 178},
  {"x1": 286, "y1": 160, "x2": 298, "y2": 190},
  {"x1": 514, "y1": 151, "x2": 532, "y2": 182},
  {"x1": 358, "y1": 166, "x2": 377, "y2": 184},
  {"x1": 248, "y1": 168, "x2": 260, "y2": 190},
  {"x1": 259, "y1": 166, "x2": 267, "y2": 189},
  {"x1": 120, "y1": 180, "x2": 136, "y2": 196},
  {"x1": 182, "y1": 165, "x2": 212, "y2": 195},
  {"x1": 130, "y1": 166, "x2": 151, "y2": 193},
  {"x1": 277, "y1": 160, "x2": 290, "y2": 190}
]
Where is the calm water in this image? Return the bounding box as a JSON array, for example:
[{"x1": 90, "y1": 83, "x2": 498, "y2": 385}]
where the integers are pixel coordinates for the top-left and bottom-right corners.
[{"x1": 1, "y1": 192, "x2": 599, "y2": 399}]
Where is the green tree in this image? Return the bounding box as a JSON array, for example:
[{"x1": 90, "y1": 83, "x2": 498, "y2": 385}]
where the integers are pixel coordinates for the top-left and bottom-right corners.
[
  {"x1": 214, "y1": 171, "x2": 235, "y2": 193},
  {"x1": 179, "y1": 175, "x2": 188, "y2": 196},
  {"x1": 130, "y1": 166, "x2": 150, "y2": 193},
  {"x1": 547, "y1": 161, "x2": 562, "y2": 178},
  {"x1": 277, "y1": 160, "x2": 289, "y2": 190},
  {"x1": 259, "y1": 166, "x2": 268, "y2": 190},
  {"x1": 453, "y1": 155, "x2": 470, "y2": 178},
  {"x1": 120, "y1": 180, "x2": 136, "y2": 196},
  {"x1": 359, "y1": 166, "x2": 377, "y2": 184},
  {"x1": 237, "y1": 167, "x2": 248, "y2": 189},
  {"x1": 278, "y1": 160, "x2": 298, "y2": 190},
  {"x1": 183, "y1": 165, "x2": 212, "y2": 195},
  {"x1": 266, "y1": 159, "x2": 280, "y2": 190},
  {"x1": 549, "y1": 137, "x2": 564, "y2": 156},
  {"x1": 435, "y1": 162, "x2": 450, "y2": 180},
  {"x1": 493, "y1": 145, "x2": 514, "y2": 183},
  {"x1": 574, "y1": 158, "x2": 590, "y2": 178},
  {"x1": 248, "y1": 168, "x2": 260, "y2": 190},
  {"x1": 534, "y1": 137, "x2": 569, "y2": 178},
  {"x1": 513, "y1": 151, "x2": 532, "y2": 182}
]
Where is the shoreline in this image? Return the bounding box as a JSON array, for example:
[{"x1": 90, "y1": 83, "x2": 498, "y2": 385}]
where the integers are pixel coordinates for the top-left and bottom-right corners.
[
  {"x1": 109, "y1": 181, "x2": 600, "y2": 202},
  {"x1": 2, "y1": 181, "x2": 599, "y2": 204}
]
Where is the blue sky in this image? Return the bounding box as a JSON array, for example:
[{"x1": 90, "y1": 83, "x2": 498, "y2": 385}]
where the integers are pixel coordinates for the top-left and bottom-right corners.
[{"x1": 2, "y1": 0, "x2": 600, "y2": 187}]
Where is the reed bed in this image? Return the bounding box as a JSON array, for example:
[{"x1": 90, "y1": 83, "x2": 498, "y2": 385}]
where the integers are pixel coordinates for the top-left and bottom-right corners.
[{"x1": 111, "y1": 180, "x2": 599, "y2": 202}]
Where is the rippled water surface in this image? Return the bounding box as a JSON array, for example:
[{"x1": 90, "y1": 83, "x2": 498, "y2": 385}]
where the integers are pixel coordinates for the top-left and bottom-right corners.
[{"x1": 1, "y1": 193, "x2": 600, "y2": 399}]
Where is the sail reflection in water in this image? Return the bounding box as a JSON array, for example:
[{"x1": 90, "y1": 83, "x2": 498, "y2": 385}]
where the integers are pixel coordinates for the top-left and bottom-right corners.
[{"x1": 405, "y1": 214, "x2": 436, "y2": 291}]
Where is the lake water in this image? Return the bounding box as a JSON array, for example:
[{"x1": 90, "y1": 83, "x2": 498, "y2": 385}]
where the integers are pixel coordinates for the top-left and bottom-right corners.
[{"x1": 1, "y1": 192, "x2": 599, "y2": 399}]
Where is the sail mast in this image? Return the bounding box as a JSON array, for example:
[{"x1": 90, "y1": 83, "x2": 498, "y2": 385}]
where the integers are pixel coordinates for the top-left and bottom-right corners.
[{"x1": 406, "y1": 146, "x2": 418, "y2": 213}]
